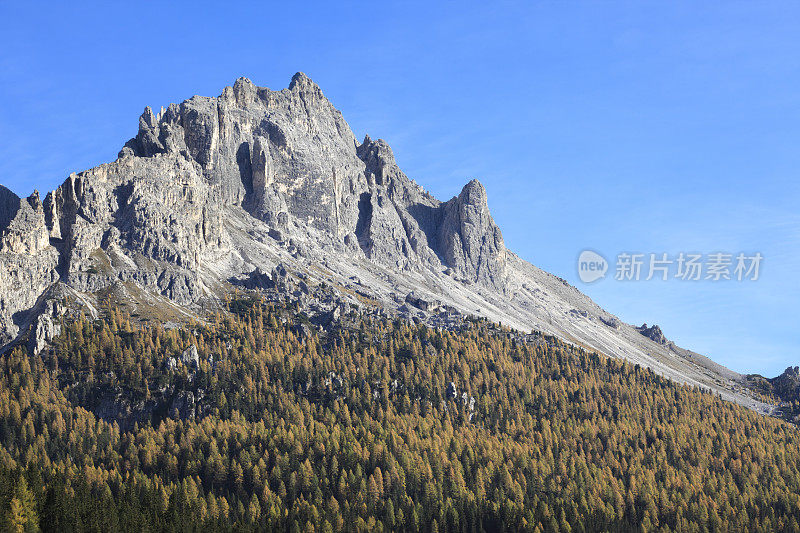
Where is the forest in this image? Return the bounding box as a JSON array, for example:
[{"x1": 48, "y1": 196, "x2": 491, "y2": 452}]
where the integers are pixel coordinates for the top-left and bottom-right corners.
[{"x1": 1, "y1": 296, "x2": 799, "y2": 532}]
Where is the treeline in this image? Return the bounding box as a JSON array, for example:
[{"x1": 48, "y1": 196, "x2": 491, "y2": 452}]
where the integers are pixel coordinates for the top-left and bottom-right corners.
[{"x1": 0, "y1": 297, "x2": 799, "y2": 531}]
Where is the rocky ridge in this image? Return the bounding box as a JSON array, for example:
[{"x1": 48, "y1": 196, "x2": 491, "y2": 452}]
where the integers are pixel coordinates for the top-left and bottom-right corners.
[{"x1": 0, "y1": 73, "x2": 775, "y2": 414}]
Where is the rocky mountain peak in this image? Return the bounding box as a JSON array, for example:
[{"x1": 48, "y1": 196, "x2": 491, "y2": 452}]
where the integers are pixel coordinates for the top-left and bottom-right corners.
[
  {"x1": 1, "y1": 73, "x2": 512, "y2": 338},
  {"x1": 289, "y1": 71, "x2": 316, "y2": 91},
  {"x1": 460, "y1": 178, "x2": 488, "y2": 205},
  {"x1": 232, "y1": 76, "x2": 257, "y2": 106},
  {"x1": 357, "y1": 135, "x2": 398, "y2": 186},
  {"x1": 0, "y1": 186, "x2": 49, "y2": 255},
  {"x1": 288, "y1": 71, "x2": 325, "y2": 101},
  {"x1": 455, "y1": 179, "x2": 495, "y2": 228},
  {"x1": 778, "y1": 366, "x2": 800, "y2": 382},
  {"x1": 27, "y1": 190, "x2": 41, "y2": 209},
  {"x1": 436, "y1": 178, "x2": 506, "y2": 287},
  {"x1": 0, "y1": 72, "x2": 778, "y2": 416},
  {"x1": 140, "y1": 106, "x2": 158, "y2": 129}
]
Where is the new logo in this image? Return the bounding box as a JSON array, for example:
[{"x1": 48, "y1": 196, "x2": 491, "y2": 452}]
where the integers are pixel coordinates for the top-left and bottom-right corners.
[{"x1": 578, "y1": 250, "x2": 608, "y2": 283}]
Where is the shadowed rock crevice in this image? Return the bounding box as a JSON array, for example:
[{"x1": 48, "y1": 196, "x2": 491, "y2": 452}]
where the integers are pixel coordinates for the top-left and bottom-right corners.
[
  {"x1": 406, "y1": 202, "x2": 445, "y2": 261},
  {"x1": 237, "y1": 142, "x2": 254, "y2": 207},
  {"x1": 355, "y1": 192, "x2": 373, "y2": 255}
]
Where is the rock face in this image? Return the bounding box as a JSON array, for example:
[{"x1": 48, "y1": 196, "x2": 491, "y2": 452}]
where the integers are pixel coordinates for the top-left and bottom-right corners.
[
  {"x1": 770, "y1": 366, "x2": 800, "y2": 399},
  {"x1": 745, "y1": 366, "x2": 800, "y2": 422},
  {"x1": 636, "y1": 323, "x2": 669, "y2": 345},
  {"x1": 28, "y1": 313, "x2": 60, "y2": 356},
  {"x1": 0, "y1": 186, "x2": 60, "y2": 345},
  {"x1": 180, "y1": 345, "x2": 200, "y2": 368},
  {"x1": 438, "y1": 179, "x2": 506, "y2": 287},
  {"x1": 0, "y1": 73, "x2": 776, "y2": 415},
  {"x1": 9, "y1": 75, "x2": 505, "y2": 313}
]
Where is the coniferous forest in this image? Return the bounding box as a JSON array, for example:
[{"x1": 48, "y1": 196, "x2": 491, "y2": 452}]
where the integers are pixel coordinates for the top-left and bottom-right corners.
[{"x1": 1, "y1": 297, "x2": 799, "y2": 532}]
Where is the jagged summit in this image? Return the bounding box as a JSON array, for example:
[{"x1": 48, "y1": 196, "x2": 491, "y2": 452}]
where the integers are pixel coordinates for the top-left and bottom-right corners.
[
  {"x1": 288, "y1": 71, "x2": 318, "y2": 92},
  {"x1": 2, "y1": 72, "x2": 506, "y2": 335},
  {"x1": 0, "y1": 73, "x2": 775, "y2": 415},
  {"x1": 438, "y1": 179, "x2": 505, "y2": 286}
]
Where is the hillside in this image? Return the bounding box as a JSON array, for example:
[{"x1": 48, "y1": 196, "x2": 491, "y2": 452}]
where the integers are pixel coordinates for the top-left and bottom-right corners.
[{"x1": 1, "y1": 297, "x2": 799, "y2": 531}]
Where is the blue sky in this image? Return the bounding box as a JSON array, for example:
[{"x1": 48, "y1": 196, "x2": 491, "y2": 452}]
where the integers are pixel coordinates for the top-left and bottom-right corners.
[{"x1": 1, "y1": 2, "x2": 798, "y2": 375}]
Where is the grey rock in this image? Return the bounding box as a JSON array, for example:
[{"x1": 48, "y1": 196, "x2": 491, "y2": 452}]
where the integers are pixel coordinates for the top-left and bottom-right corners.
[
  {"x1": 769, "y1": 366, "x2": 800, "y2": 399},
  {"x1": 0, "y1": 186, "x2": 60, "y2": 345},
  {"x1": 636, "y1": 323, "x2": 669, "y2": 345},
  {"x1": 28, "y1": 313, "x2": 60, "y2": 355},
  {"x1": 447, "y1": 382, "x2": 458, "y2": 399},
  {"x1": 180, "y1": 345, "x2": 200, "y2": 368},
  {"x1": 438, "y1": 179, "x2": 506, "y2": 288},
  {"x1": 783, "y1": 366, "x2": 800, "y2": 379},
  {"x1": 570, "y1": 309, "x2": 589, "y2": 319},
  {"x1": 94, "y1": 388, "x2": 160, "y2": 432},
  {"x1": 232, "y1": 267, "x2": 274, "y2": 290},
  {"x1": 600, "y1": 316, "x2": 620, "y2": 329},
  {"x1": 405, "y1": 292, "x2": 438, "y2": 312},
  {"x1": 313, "y1": 304, "x2": 342, "y2": 329}
]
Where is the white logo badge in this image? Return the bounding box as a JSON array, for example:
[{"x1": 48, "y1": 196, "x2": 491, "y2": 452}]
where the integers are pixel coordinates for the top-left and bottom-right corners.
[{"x1": 578, "y1": 250, "x2": 608, "y2": 283}]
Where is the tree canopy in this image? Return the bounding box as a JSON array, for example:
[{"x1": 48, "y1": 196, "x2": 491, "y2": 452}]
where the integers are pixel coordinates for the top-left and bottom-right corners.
[{"x1": 0, "y1": 297, "x2": 798, "y2": 531}]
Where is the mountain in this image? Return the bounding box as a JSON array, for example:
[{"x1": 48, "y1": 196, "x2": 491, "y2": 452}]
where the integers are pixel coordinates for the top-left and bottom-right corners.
[
  {"x1": 0, "y1": 73, "x2": 774, "y2": 413},
  {"x1": 746, "y1": 366, "x2": 800, "y2": 423}
]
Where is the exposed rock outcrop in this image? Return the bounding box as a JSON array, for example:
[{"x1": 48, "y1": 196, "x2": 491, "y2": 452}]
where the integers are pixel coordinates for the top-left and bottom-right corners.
[
  {"x1": 636, "y1": 323, "x2": 669, "y2": 345},
  {"x1": 600, "y1": 316, "x2": 620, "y2": 329},
  {"x1": 438, "y1": 179, "x2": 506, "y2": 287},
  {"x1": 180, "y1": 345, "x2": 200, "y2": 368},
  {"x1": 1, "y1": 73, "x2": 511, "y2": 349},
  {"x1": 770, "y1": 366, "x2": 800, "y2": 399},
  {"x1": 0, "y1": 186, "x2": 60, "y2": 345},
  {"x1": 28, "y1": 313, "x2": 60, "y2": 356}
]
